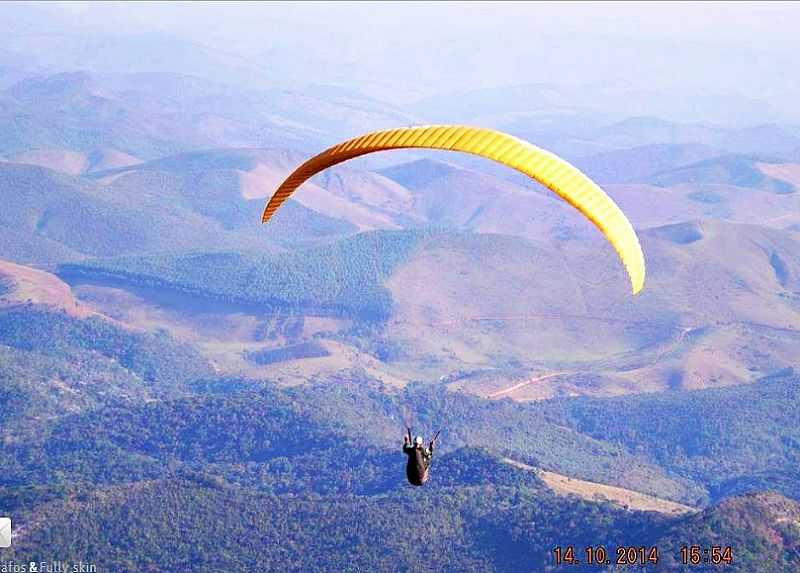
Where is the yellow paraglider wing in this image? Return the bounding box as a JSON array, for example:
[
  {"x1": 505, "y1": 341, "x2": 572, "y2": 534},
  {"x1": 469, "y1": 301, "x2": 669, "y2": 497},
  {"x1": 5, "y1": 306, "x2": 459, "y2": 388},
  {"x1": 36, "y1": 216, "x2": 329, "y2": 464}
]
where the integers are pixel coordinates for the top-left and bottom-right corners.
[{"x1": 262, "y1": 125, "x2": 645, "y2": 294}]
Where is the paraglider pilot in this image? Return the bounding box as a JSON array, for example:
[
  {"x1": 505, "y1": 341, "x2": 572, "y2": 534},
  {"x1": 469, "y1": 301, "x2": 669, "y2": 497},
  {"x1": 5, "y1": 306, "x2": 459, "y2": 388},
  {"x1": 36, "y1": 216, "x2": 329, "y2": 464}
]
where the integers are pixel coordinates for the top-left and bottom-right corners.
[{"x1": 403, "y1": 427, "x2": 438, "y2": 486}]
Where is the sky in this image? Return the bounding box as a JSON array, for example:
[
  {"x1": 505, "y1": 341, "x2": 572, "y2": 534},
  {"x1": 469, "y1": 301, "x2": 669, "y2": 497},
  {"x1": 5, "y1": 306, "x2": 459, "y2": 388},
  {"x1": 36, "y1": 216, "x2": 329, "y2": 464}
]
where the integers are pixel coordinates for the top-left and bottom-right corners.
[
  {"x1": 5, "y1": 2, "x2": 800, "y2": 122},
  {"x1": 46, "y1": 2, "x2": 799, "y2": 47}
]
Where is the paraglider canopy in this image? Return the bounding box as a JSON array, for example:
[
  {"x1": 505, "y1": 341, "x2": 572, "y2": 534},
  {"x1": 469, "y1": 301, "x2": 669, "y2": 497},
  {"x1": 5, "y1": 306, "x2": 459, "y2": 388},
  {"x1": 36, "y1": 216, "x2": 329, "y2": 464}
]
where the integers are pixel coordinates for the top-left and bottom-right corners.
[{"x1": 262, "y1": 124, "x2": 646, "y2": 294}]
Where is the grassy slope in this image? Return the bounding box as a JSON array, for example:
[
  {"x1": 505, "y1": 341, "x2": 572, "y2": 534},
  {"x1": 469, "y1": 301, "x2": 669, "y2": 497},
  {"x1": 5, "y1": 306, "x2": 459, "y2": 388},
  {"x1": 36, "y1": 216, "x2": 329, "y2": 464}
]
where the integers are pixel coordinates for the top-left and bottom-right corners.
[
  {"x1": 0, "y1": 259, "x2": 93, "y2": 317},
  {"x1": 649, "y1": 155, "x2": 797, "y2": 194},
  {"x1": 59, "y1": 229, "x2": 427, "y2": 321},
  {"x1": 0, "y1": 160, "x2": 355, "y2": 266},
  {"x1": 57, "y1": 219, "x2": 800, "y2": 396}
]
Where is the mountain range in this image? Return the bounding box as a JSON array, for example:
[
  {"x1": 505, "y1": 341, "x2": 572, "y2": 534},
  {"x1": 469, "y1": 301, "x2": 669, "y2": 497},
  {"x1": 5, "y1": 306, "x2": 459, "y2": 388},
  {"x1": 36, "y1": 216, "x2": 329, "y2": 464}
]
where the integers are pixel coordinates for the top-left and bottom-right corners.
[{"x1": 0, "y1": 59, "x2": 799, "y2": 572}]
